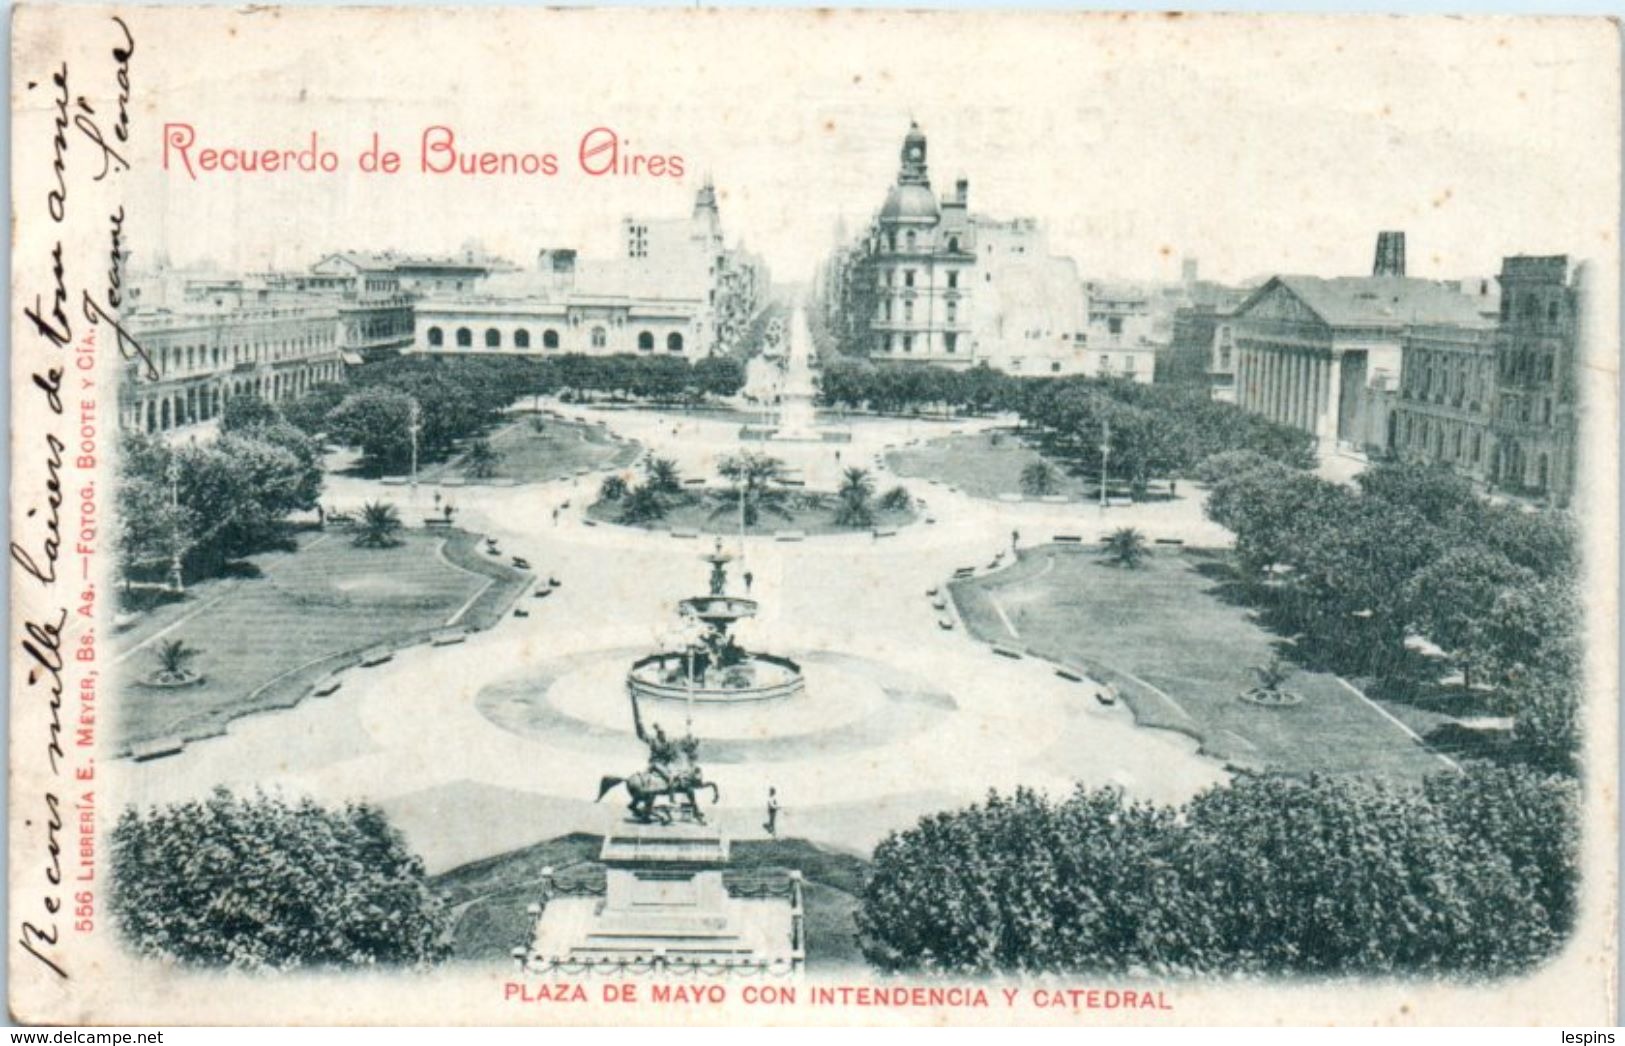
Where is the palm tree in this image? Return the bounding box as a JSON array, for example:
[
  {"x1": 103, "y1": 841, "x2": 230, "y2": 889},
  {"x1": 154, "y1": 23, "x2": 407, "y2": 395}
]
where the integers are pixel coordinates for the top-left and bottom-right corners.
[
  {"x1": 714, "y1": 452, "x2": 791, "y2": 527},
  {"x1": 1020, "y1": 460, "x2": 1059, "y2": 497},
  {"x1": 353, "y1": 500, "x2": 404, "y2": 548},
  {"x1": 463, "y1": 438, "x2": 501, "y2": 479},
  {"x1": 1103, "y1": 526, "x2": 1148, "y2": 569},
  {"x1": 834, "y1": 467, "x2": 877, "y2": 527},
  {"x1": 619, "y1": 484, "x2": 669, "y2": 524},
  {"x1": 644, "y1": 457, "x2": 683, "y2": 496},
  {"x1": 599, "y1": 475, "x2": 629, "y2": 502},
  {"x1": 152, "y1": 638, "x2": 199, "y2": 682}
]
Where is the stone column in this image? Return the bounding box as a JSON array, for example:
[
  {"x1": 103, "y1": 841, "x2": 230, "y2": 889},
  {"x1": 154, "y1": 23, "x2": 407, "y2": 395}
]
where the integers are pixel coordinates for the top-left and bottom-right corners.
[
  {"x1": 1289, "y1": 353, "x2": 1303, "y2": 429},
  {"x1": 1269, "y1": 350, "x2": 1282, "y2": 422},
  {"x1": 1322, "y1": 355, "x2": 1344, "y2": 446}
]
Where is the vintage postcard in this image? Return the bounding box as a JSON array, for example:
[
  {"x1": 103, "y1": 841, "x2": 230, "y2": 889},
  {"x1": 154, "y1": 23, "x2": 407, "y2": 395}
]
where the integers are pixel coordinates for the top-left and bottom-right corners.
[{"x1": 8, "y1": 5, "x2": 1620, "y2": 1027}]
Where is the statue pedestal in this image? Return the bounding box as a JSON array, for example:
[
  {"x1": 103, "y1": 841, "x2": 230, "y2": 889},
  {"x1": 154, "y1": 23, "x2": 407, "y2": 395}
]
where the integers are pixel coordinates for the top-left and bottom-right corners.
[{"x1": 521, "y1": 822, "x2": 804, "y2": 974}]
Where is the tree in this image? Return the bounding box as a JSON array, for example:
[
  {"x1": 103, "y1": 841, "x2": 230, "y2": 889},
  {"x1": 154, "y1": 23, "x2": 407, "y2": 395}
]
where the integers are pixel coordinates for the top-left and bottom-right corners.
[
  {"x1": 715, "y1": 452, "x2": 792, "y2": 526},
  {"x1": 599, "y1": 475, "x2": 629, "y2": 502},
  {"x1": 859, "y1": 776, "x2": 1570, "y2": 977},
  {"x1": 353, "y1": 501, "x2": 404, "y2": 548},
  {"x1": 463, "y1": 438, "x2": 501, "y2": 479},
  {"x1": 619, "y1": 484, "x2": 669, "y2": 524},
  {"x1": 327, "y1": 387, "x2": 417, "y2": 471},
  {"x1": 151, "y1": 639, "x2": 200, "y2": 682},
  {"x1": 110, "y1": 788, "x2": 448, "y2": 970},
  {"x1": 1019, "y1": 460, "x2": 1059, "y2": 497},
  {"x1": 643, "y1": 457, "x2": 684, "y2": 496},
  {"x1": 879, "y1": 485, "x2": 913, "y2": 512},
  {"x1": 1103, "y1": 527, "x2": 1148, "y2": 569},
  {"x1": 834, "y1": 467, "x2": 877, "y2": 527},
  {"x1": 1404, "y1": 547, "x2": 1535, "y2": 689},
  {"x1": 219, "y1": 394, "x2": 282, "y2": 433},
  {"x1": 1195, "y1": 449, "x2": 1282, "y2": 486}
]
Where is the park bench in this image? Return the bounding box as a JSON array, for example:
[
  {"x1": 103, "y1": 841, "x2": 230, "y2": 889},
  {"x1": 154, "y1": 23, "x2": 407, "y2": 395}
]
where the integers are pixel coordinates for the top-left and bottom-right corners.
[
  {"x1": 533, "y1": 588, "x2": 552, "y2": 599},
  {"x1": 937, "y1": 617, "x2": 955, "y2": 630},
  {"x1": 873, "y1": 527, "x2": 897, "y2": 538},
  {"x1": 952, "y1": 566, "x2": 976, "y2": 579},
  {"x1": 1154, "y1": 538, "x2": 1184, "y2": 546},
  {"x1": 992, "y1": 645, "x2": 1024, "y2": 660},
  {"x1": 512, "y1": 557, "x2": 531, "y2": 569},
  {"x1": 359, "y1": 651, "x2": 394, "y2": 668},
  {"x1": 423, "y1": 517, "x2": 453, "y2": 529},
  {"x1": 430, "y1": 632, "x2": 468, "y2": 646},
  {"x1": 684, "y1": 477, "x2": 706, "y2": 486},
  {"x1": 1054, "y1": 666, "x2": 1086, "y2": 683},
  {"x1": 997, "y1": 493, "x2": 1023, "y2": 503},
  {"x1": 514, "y1": 608, "x2": 530, "y2": 618},
  {"x1": 670, "y1": 528, "x2": 699, "y2": 539},
  {"x1": 312, "y1": 680, "x2": 343, "y2": 697},
  {"x1": 775, "y1": 531, "x2": 806, "y2": 542},
  {"x1": 1053, "y1": 534, "x2": 1083, "y2": 544}
]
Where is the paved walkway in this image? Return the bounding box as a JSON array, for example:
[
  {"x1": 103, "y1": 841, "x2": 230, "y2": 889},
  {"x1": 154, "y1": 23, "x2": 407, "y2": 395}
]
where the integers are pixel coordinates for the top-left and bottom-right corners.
[{"x1": 118, "y1": 308, "x2": 1231, "y2": 873}]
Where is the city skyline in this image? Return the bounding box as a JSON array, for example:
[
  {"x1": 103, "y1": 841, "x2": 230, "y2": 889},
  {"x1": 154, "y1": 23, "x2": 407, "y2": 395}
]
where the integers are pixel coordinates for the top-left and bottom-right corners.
[{"x1": 123, "y1": 11, "x2": 1615, "y2": 287}]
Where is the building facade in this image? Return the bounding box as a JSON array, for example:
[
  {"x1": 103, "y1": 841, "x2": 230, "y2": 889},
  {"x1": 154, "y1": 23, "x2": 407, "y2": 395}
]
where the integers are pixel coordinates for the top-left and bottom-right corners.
[
  {"x1": 1227, "y1": 273, "x2": 1495, "y2": 452},
  {"x1": 118, "y1": 303, "x2": 344, "y2": 434},
  {"x1": 1390, "y1": 322, "x2": 1499, "y2": 483},
  {"x1": 411, "y1": 184, "x2": 764, "y2": 360},
  {"x1": 824, "y1": 123, "x2": 1123, "y2": 378},
  {"x1": 1488, "y1": 255, "x2": 1583, "y2": 505}
]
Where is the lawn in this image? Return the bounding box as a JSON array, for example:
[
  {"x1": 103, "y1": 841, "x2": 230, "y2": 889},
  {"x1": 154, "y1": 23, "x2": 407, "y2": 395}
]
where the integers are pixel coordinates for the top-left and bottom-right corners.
[
  {"x1": 114, "y1": 529, "x2": 529, "y2": 754},
  {"x1": 433, "y1": 834, "x2": 869, "y2": 970},
  {"x1": 886, "y1": 431, "x2": 1093, "y2": 500},
  {"x1": 586, "y1": 490, "x2": 918, "y2": 537},
  {"x1": 950, "y1": 546, "x2": 1449, "y2": 781},
  {"x1": 426, "y1": 416, "x2": 638, "y2": 485}
]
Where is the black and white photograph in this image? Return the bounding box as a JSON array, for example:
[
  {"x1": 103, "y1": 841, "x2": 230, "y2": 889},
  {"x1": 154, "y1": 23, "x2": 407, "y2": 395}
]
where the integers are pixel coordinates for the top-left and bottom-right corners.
[{"x1": 7, "y1": 6, "x2": 1619, "y2": 1028}]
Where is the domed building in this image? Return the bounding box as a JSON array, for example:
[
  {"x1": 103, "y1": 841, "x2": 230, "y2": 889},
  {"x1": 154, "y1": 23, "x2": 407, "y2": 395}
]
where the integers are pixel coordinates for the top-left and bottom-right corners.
[
  {"x1": 822, "y1": 122, "x2": 1105, "y2": 377},
  {"x1": 837, "y1": 122, "x2": 977, "y2": 366}
]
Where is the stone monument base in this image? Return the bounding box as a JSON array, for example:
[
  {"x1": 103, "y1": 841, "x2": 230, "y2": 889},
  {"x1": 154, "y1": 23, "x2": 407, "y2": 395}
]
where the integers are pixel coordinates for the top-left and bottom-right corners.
[{"x1": 520, "y1": 822, "x2": 804, "y2": 974}]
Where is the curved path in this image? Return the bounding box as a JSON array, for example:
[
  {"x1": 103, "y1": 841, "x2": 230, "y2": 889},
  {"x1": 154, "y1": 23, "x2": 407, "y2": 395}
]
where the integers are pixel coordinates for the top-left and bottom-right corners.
[{"x1": 117, "y1": 308, "x2": 1230, "y2": 872}]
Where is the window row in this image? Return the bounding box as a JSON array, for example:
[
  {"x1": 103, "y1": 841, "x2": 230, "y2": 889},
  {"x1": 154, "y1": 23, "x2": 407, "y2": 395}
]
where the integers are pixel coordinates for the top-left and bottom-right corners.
[{"x1": 425, "y1": 326, "x2": 685, "y2": 353}]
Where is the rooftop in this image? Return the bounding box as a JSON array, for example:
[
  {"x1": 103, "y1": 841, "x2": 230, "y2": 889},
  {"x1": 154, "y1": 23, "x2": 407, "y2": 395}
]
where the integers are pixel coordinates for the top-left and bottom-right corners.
[{"x1": 1244, "y1": 275, "x2": 1496, "y2": 330}]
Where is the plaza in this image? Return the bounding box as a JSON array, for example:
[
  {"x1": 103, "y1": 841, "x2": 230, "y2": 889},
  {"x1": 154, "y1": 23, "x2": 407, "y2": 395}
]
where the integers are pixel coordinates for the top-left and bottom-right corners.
[{"x1": 114, "y1": 310, "x2": 1257, "y2": 880}]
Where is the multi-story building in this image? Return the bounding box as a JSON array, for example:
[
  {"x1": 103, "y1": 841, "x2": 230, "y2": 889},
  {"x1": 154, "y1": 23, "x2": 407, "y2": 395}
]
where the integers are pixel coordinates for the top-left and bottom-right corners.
[
  {"x1": 1488, "y1": 255, "x2": 1584, "y2": 505},
  {"x1": 825, "y1": 123, "x2": 1117, "y2": 377},
  {"x1": 1390, "y1": 322, "x2": 1500, "y2": 483},
  {"x1": 411, "y1": 184, "x2": 765, "y2": 360},
  {"x1": 117, "y1": 302, "x2": 344, "y2": 434},
  {"x1": 1227, "y1": 271, "x2": 1495, "y2": 453}
]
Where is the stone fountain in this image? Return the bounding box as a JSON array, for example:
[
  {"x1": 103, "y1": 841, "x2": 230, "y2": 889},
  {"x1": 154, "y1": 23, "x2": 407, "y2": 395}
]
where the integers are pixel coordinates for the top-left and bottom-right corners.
[{"x1": 626, "y1": 539, "x2": 806, "y2": 710}]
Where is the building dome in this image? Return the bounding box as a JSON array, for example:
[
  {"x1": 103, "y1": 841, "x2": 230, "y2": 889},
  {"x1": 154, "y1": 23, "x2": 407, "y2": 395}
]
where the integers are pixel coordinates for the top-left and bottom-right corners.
[{"x1": 879, "y1": 182, "x2": 940, "y2": 221}]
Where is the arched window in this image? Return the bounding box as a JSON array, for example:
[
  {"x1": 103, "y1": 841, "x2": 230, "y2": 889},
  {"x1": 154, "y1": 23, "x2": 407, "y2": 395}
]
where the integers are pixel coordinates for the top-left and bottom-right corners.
[
  {"x1": 428, "y1": 327, "x2": 444, "y2": 347},
  {"x1": 591, "y1": 326, "x2": 607, "y2": 348},
  {"x1": 514, "y1": 329, "x2": 531, "y2": 349},
  {"x1": 948, "y1": 236, "x2": 960, "y2": 253},
  {"x1": 543, "y1": 329, "x2": 560, "y2": 349},
  {"x1": 905, "y1": 230, "x2": 917, "y2": 252},
  {"x1": 1547, "y1": 300, "x2": 1560, "y2": 324},
  {"x1": 638, "y1": 332, "x2": 655, "y2": 351},
  {"x1": 667, "y1": 332, "x2": 684, "y2": 353},
  {"x1": 456, "y1": 327, "x2": 472, "y2": 348},
  {"x1": 485, "y1": 328, "x2": 501, "y2": 348}
]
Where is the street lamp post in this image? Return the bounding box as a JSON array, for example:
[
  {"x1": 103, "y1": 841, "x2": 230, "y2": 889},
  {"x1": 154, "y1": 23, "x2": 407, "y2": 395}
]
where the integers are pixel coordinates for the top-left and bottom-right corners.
[
  {"x1": 408, "y1": 398, "x2": 421, "y2": 501},
  {"x1": 1099, "y1": 415, "x2": 1111, "y2": 509},
  {"x1": 166, "y1": 457, "x2": 185, "y2": 594}
]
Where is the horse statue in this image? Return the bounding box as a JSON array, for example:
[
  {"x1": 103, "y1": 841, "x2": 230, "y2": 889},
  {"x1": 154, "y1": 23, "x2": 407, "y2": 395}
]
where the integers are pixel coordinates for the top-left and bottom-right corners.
[{"x1": 596, "y1": 767, "x2": 721, "y2": 825}]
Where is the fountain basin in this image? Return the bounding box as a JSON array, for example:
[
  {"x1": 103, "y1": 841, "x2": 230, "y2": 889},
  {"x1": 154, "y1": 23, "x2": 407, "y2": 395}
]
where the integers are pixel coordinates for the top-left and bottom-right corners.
[{"x1": 627, "y1": 651, "x2": 806, "y2": 705}]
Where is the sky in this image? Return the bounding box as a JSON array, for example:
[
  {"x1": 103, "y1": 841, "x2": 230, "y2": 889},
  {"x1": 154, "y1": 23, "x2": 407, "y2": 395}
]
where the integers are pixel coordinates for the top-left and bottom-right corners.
[{"x1": 112, "y1": 8, "x2": 1620, "y2": 287}]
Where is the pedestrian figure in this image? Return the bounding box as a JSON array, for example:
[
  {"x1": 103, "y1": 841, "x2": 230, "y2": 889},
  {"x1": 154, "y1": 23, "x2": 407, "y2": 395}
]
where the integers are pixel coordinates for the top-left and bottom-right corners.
[
  {"x1": 552, "y1": 506, "x2": 560, "y2": 526},
  {"x1": 763, "y1": 787, "x2": 781, "y2": 837},
  {"x1": 835, "y1": 450, "x2": 842, "y2": 463},
  {"x1": 744, "y1": 570, "x2": 754, "y2": 594},
  {"x1": 1012, "y1": 528, "x2": 1020, "y2": 552},
  {"x1": 1170, "y1": 480, "x2": 1178, "y2": 497}
]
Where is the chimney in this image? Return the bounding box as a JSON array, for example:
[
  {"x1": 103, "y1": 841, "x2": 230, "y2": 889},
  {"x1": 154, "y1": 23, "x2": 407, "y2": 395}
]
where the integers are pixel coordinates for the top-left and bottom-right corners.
[{"x1": 1373, "y1": 231, "x2": 1406, "y2": 278}]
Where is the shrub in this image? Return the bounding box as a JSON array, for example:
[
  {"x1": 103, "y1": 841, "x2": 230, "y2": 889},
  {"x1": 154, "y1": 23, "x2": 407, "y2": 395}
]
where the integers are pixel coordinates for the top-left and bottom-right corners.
[
  {"x1": 1195, "y1": 449, "x2": 1283, "y2": 486},
  {"x1": 599, "y1": 475, "x2": 629, "y2": 502},
  {"x1": 110, "y1": 788, "x2": 448, "y2": 970},
  {"x1": 859, "y1": 773, "x2": 1572, "y2": 977},
  {"x1": 879, "y1": 485, "x2": 913, "y2": 511}
]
